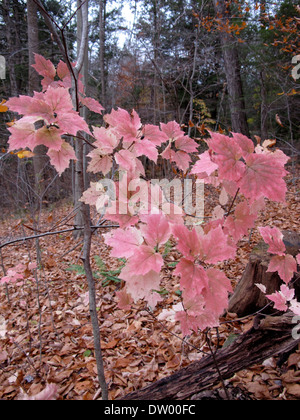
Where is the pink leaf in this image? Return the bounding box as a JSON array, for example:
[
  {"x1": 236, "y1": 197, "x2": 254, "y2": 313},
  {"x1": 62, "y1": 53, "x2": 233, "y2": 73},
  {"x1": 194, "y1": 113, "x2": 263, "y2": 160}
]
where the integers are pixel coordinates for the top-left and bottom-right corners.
[
  {"x1": 18, "y1": 383, "x2": 58, "y2": 400},
  {"x1": 160, "y1": 121, "x2": 184, "y2": 142},
  {"x1": 80, "y1": 182, "x2": 104, "y2": 207},
  {"x1": 190, "y1": 151, "x2": 218, "y2": 177},
  {"x1": 120, "y1": 265, "x2": 162, "y2": 308},
  {"x1": 92, "y1": 127, "x2": 119, "y2": 154},
  {"x1": 35, "y1": 125, "x2": 64, "y2": 151},
  {"x1": 290, "y1": 299, "x2": 300, "y2": 316},
  {"x1": 127, "y1": 245, "x2": 163, "y2": 275},
  {"x1": 6, "y1": 95, "x2": 51, "y2": 119},
  {"x1": 296, "y1": 254, "x2": 300, "y2": 265},
  {"x1": 87, "y1": 150, "x2": 113, "y2": 175},
  {"x1": 175, "y1": 136, "x2": 198, "y2": 154},
  {"x1": 8, "y1": 120, "x2": 38, "y2": 151},
  {"x1": 208, "y1": 132, "x2": 245, "y2": 181},
  {"x1": 224, "y1": 201, "x2": 256, "y2": 241},
  {"x1": 1, "y1": 266, "x2": 25, "y2": 284},
  {"x1": 103, "y1": 227, "x2": 143, "y2": 258},
  {"x1": 115, "y1": 289, "x2": 134, "y2": 310},
  {"x1": 140, "y1": 213, "x2": 171, "y2": 248},
  {"x1": 142, "y1": 124, "x2": 168, "y2": 145},
  {"x1": 199, "y1": 225, "x2": 236, "y2": 264},
  {"x1": 56, "y1": 60, "x2": 70, "y2": 80},
  {"x1": 175, "y1": 309, "x2": 219, "y2": 336},
  {"x1": 43, "y1": 87, "x2": 73, "y2": 115},
  {"x1": 104, "y1": 108, "x2": 141, "y2": 144},
  {"x1": 115, "y1": 149, "x2": 137, "y2": 171},
  {"x1": 32, "y1": 54, "x2": 56, "y2": 81},
  {"x1": 258, "y1": 226, "x2": 286, "y2": 256},
  {"x1": 174, "y1": 258, "x2": 209, "y2": 295},
  {"x1": 173, "y1": 224, "x2": 235, "y2": 264},
  {"x1": 59, "y1": 110, "x2": 92, "y2": 136},
  {"x1": 80, "y1": 95, "x2": 105, "y2": 114},
  {"x1": 133, "y1": 138, "x2": 158, "y2": 163},
  {"x1": 160, "y1": 143, "x2": 173, "y2": 161},
  {"x1": 105, "y1": 211, "x2": 139, "y2": 229},
  {"x1": 231, "y1": 132, "x2": 254, "y2": 158},
  {"x1": 266, "y1": 290, "x2": 288, "y2": 311},
  {"x1": 267, "y1": 254, "x2": 297, "y2": 284},
  {"x1": 266, "y1": 285, "x2": 294, "y2": 312},
  {"x1": 47, "y1": 141, "x2": 76, "y2": 175},
  {"x1": 239, "y1": 153, "x2": 288, "y2": 203},
  {"x1": 204, "y1": 268, "x2": 233, "y2": 315},
  {"x1": 172, "y1": 224, "x2": 201, "y2": 261},
  {"x1": 171, "y1": 150, "x2": 192, "y2": 172}
]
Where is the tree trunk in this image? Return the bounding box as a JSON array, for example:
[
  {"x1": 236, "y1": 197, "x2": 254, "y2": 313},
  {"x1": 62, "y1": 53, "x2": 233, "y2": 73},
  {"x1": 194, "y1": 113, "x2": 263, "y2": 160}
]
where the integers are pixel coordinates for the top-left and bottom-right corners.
[
  {"x1": 212, "y1": 0, "x2": 250, "y2": 137},
  {"x1": 99, "y1": 0, "x2": 106, "y2": 108},
  {"x1": 27, "y1": 0, "x2": 48, "y2": 202},
  {"x1": 121, "y1": 313, "x2": 299, "y2": 400},
  {"x1": 73, "y1": 0, "x2": 88, "y2": 236},
  {"x1": 260, "y1": 69, "x2": 269, "y2": 141},
  {"x1": 2, "y1": 0, "x2": 18, "y2": 96},
  {"x1": 71, "y1": 0, "x2": 108, "y2": 399},
  {"x1": 228, "y1": 231, "x2": 300, "y2": 317}
]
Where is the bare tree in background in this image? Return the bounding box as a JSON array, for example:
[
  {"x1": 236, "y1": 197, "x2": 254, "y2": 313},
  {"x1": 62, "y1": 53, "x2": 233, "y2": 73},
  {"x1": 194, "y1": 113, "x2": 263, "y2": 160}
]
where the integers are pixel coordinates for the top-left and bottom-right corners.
[{"x1": 213, "y1": 0, "x2": 250, "y2": 137}]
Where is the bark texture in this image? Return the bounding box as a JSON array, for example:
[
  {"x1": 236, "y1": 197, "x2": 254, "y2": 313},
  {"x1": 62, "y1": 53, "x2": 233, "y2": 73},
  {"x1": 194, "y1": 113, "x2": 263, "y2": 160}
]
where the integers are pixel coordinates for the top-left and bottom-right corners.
[{"x1": 121, "y1": 313, "x2": 299, "y2": 400}]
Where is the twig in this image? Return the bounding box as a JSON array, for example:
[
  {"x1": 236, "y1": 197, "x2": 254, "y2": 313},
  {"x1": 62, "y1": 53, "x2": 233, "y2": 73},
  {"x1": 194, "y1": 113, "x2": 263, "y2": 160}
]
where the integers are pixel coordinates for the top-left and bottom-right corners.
[
  {"x1": 0, "y1": 224, "x2": 119, "y2": 250},
  {"x1": 225, "y1": 187, "x2": 240, "y2": 217},
  {"x1": 205, "y1": 329, "x2": 231, "y2": 400},
  {"x1": 143, "y1": 306, "x2": 209, "y2": 356}
]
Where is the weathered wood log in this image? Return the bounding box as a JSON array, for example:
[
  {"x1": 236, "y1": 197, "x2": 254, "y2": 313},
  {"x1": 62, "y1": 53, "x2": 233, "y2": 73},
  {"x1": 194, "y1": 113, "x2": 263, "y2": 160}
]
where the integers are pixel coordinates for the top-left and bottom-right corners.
[
  {"x1": 228, "y1": 231, "x2": 300, "y2": 317},
  {"x1": 121, "y1": 313, "x2": 300, "y2": 400}
]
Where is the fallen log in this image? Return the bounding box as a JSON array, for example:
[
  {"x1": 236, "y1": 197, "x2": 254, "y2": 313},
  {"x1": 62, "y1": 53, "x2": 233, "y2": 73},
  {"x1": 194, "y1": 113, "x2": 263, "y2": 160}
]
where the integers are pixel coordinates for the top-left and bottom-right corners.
[
  {"x1": 228, "y1": 231, "x2": 300, "y2": 317},
  {"x1": 121, "y1": 313, "x2": 300, "y2": 400}
]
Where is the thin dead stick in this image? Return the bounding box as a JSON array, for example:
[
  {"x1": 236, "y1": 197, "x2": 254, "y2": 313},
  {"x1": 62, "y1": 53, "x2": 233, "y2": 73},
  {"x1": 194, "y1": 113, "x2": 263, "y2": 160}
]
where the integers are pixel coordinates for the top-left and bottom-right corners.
[
  {"x1": 0, "y1": 248, "x2": 10, "y2": 304},
  {"x1": 0, "y1": 224, "x2": 119, "y2": 250},
  {"x1": 143, "y1": 306, "x2": 209, "y2": 356},
  {"x1": 205, "y1": 329, "x2": 231, "y2": 400}
]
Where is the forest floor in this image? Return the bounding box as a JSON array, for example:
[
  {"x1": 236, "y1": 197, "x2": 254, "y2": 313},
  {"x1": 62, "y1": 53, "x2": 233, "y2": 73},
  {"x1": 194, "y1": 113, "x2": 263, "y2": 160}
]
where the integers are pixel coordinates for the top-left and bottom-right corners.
[{"x1": 0, "y1": 165, "x2": 299, "y2": 400}]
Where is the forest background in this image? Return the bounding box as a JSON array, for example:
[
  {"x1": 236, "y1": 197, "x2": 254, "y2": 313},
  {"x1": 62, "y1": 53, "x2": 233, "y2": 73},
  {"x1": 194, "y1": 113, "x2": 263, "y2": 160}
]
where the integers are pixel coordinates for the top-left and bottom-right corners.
[{"x1": 0, "y1": 0, "x2": 299, "y2": 211}]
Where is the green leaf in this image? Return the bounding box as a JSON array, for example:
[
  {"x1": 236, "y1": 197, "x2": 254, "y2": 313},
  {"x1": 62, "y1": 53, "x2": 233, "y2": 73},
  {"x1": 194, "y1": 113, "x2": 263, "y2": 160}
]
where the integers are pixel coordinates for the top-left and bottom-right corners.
[
  {"x1": 94, "y1": 255, "x2": 106, "y2": 270},
  {"x1": 168, "y1": 261, "x2": 179, "y2": 268},
  {"x1": 153, "y1": 288, "x2": 169, "y2": 296},
  {"x1": 222, "y1": 333, "x2": 239, "y2": 349},
  {"x1": 83, "y1": 349, "x2": 92, "y2": 357},
  {"x1": 66, "y1": 264, "x2": 85, "y2": 275}
]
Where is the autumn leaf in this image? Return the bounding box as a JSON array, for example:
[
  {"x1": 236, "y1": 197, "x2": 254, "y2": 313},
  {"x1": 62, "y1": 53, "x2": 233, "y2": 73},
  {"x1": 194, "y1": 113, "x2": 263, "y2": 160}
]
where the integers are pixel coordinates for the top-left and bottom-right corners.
[
  {"x1": 267, "y1": 254, "x2": 297, "y2": 284},
  {"x1": 16, "y1": 150, "x2": 35, "y2": 159},
  {"x1": 276, "y1": 114, "x2": 284, "y2": 127},
  {"x1": 0, "y1": 99, "x2": 8, "y2": 112},
  {"x1": 258, "y1": 226, "x2": 286, "y2": 256},
  {"x1": 47, "y1": 141, "x2": 76, "y2": 175}
]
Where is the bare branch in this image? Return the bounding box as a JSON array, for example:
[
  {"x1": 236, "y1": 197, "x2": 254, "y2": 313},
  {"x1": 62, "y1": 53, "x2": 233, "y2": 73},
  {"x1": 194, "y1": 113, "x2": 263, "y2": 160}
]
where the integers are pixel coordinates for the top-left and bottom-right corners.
[{"x1": 0, "y1": 224, "x2": 119, "y2": 250}]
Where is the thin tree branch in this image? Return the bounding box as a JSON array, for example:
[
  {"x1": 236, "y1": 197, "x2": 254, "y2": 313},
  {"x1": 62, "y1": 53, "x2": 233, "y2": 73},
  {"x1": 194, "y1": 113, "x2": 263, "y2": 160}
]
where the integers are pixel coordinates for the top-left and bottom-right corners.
[{"x1": 0, "y1": 224, "x2": 119, "y2": 250}]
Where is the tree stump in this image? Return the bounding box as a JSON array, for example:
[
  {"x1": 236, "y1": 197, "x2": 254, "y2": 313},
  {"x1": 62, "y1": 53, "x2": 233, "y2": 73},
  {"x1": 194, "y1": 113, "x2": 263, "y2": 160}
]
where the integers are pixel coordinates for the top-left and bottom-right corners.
[{"x1": 228, "y1": 231, "x2": 300, "y2": 317}]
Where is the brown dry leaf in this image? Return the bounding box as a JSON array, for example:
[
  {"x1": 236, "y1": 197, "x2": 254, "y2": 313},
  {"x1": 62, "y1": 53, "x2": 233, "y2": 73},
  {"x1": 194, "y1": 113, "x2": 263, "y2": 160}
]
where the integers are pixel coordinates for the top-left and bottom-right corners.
[
  {"x1": 246, "y1": 381, "x2": 271, "y2": 399},
  {"x1": 74, "y1": 380, "x2": 93, "y2": 395},
  {"x1": 285, "y1": 384, "x2": 300, "y2": 398},
  {"x1": 281, "y1": 370, "x2": 300, "y2": 384},
  {"x1": 54, "y1": 369, "x2": 74, "y2": 382},
  {"x1": 114, "y1": 357, "x2": 135, "y2": 369},
  {"x1": 166, "y1": 354, "x2": 181, "y2": 369},
  {"x1": 101, "y1": 338, "x2": 119, "y2": 349},
  {"x1": 287, "y1": 352, "x2": 300, "y2": 369}
]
